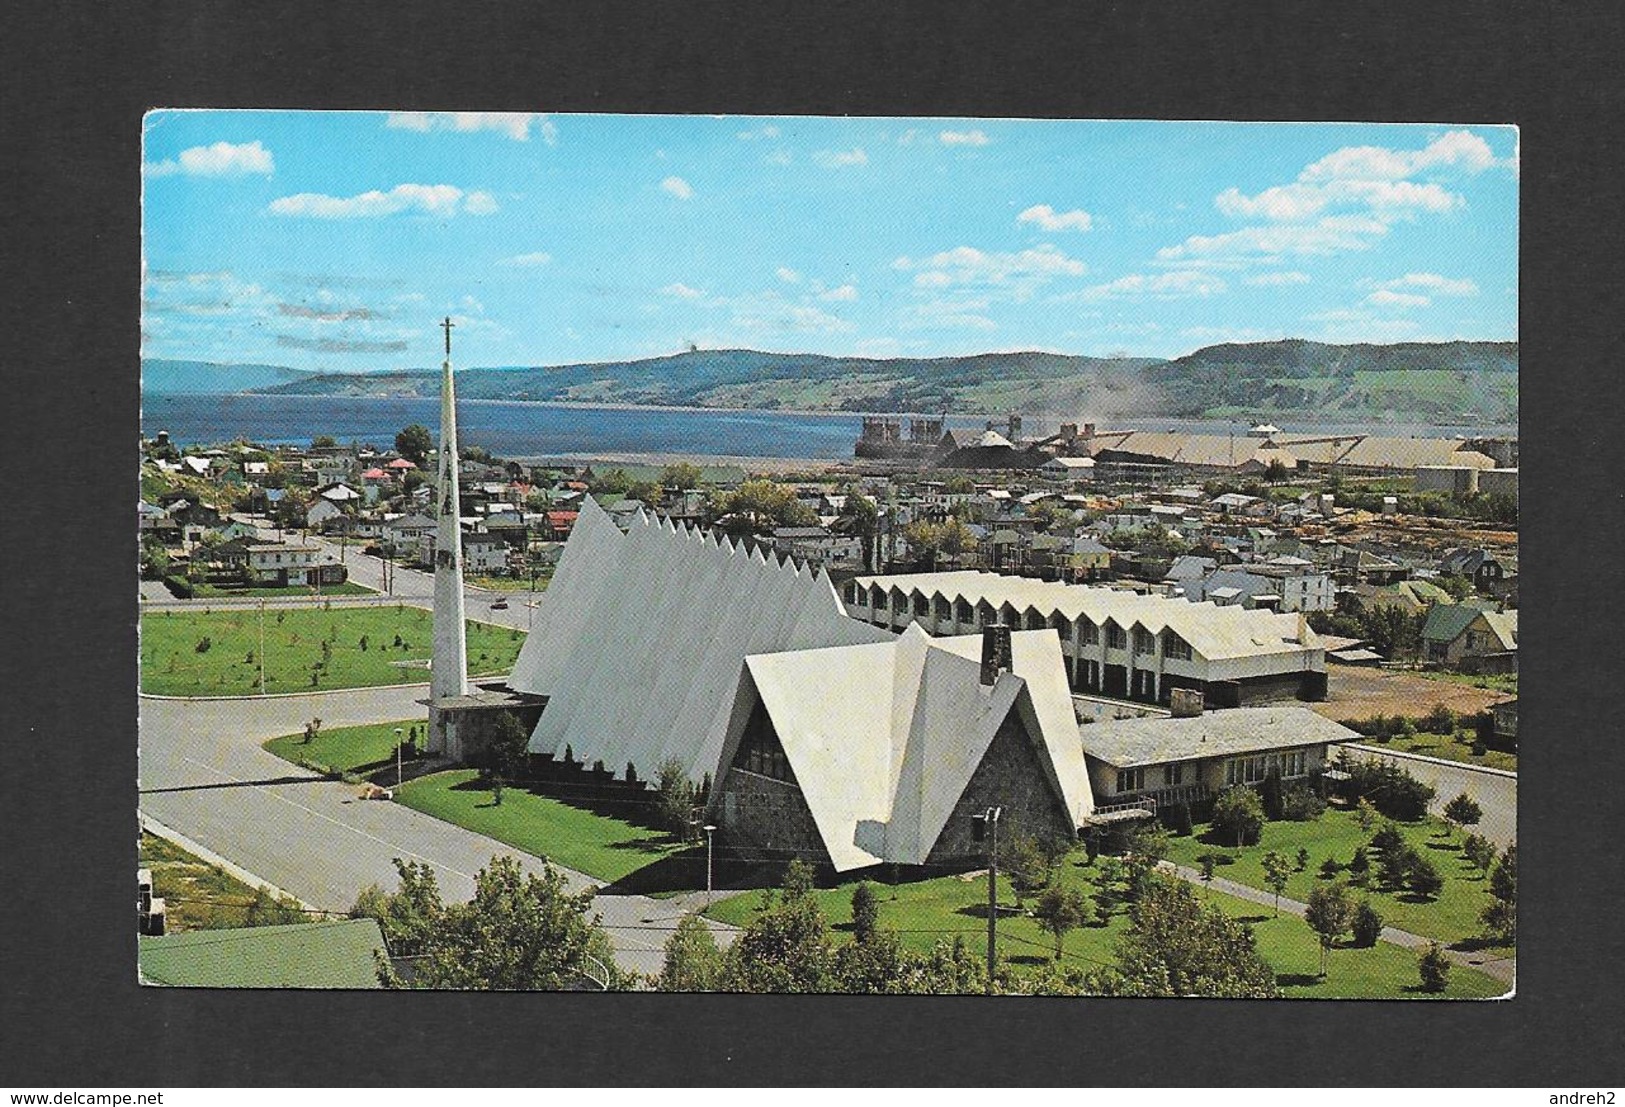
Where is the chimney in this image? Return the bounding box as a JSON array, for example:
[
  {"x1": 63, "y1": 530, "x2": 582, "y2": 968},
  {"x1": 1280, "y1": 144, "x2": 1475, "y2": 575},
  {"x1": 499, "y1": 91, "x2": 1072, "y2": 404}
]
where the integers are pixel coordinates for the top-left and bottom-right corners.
[
  {"x1": 979, "y1": 623, "x2": 1012, "y2": 686},
  {"x1": 1297, "y1": 610, "x2": 1309, "y2": 642},
  {"x1": 1169, "y1": 687, "x2": 1204, "y2": 718},
  {"x1": 1008, "y1": 414, "x2": 1023, "y2": 441}
]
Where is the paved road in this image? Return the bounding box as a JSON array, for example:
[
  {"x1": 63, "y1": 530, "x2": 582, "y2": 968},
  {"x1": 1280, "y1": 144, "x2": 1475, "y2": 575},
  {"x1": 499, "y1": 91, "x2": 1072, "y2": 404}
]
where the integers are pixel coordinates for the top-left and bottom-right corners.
[
  {"x1": 139, "y1": 688, "x2": 734, "y2": 978},
  {"x1": 1346, "y1": 744, "x2": 1517, "y2": 847},
  {"x1": 1158, "y1": 861, "x2": 1515, "y2": 989}
]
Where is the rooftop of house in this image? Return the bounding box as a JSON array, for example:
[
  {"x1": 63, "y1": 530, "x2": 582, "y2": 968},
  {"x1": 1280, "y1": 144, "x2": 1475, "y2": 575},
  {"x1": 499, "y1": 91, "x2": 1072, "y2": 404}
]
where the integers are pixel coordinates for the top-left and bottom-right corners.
[{"x1": 1079, "y1": 706, "x2": 1359, "y2": 769}]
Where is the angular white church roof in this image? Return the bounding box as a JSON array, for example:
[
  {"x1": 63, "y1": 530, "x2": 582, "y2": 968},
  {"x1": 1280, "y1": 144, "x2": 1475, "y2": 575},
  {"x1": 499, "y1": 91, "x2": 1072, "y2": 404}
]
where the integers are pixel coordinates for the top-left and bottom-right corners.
[
  {"x1": 507, "y1": 497, "x2": 892, "y2": 781},
  {"x1": 732, "y1": 624, "x2": 1095, "y2": 871}
]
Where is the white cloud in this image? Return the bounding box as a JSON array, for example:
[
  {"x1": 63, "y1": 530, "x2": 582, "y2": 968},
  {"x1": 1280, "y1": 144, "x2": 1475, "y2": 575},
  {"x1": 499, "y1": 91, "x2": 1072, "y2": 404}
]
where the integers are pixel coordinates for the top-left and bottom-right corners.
[
  {"x1": 893, "y1": 244, "x2": 1086, "y2": 296},
  {"x1": 1215, "y1": 184, "x2": 1327, "y2": 222},
  {"x1": 1157, "y1": 217, "x2": 1390, "y2": 262},
  {"x1": 659, "y1": 282, "x2": 707, "y2": 300},
  {"x1": 1375, "y1": 272, "x2": 1478, "y2": 296},
  {"x1": 385, "y1": 112, "x2": 555, "y2": 143},
  {"x1": 144, "y1": 140, "x2": 275, "y2": 178},
  {"x1": 1016, "y1": 204, "x2": 1094, "y2": 233},
  {"x1": 1243, "y1": 270, "x2": 1311, "y2": 286},
  {"x1": 898, "y1": 298, "x2": 997, "y2": 332},
  {"x1": 498, "y1": 251, "x2": 553, "y2": 268},
  {"x1": 1068, "y1": 270, "x2": 1227, "y2": 302},
  {"x1": 764, "y1": 149, "x2": 793, "y2": 166},
  {"x1": 1300, "y1": 129, "x2": 1496, "y2": 182},
  {"x1": 660, "y1": 176, "x2": 694, "y2": 199},
  {"x1": 812, "y1": 148, "x2": 868, "y2": 169},
  {"x1": 776, "y1": 267, "x2": 802, "y2": 284},
  {"x1": 940, "y1": 129, "x2": 990, "y2": 147},
  {"x1": 268, "y1": 183, "x2": 495, "y2": 218},
  {"x1": 896, "y1": 129, "x2": 923, "y2": 146},
  {"x1": 1366, "y1": 289, "x2": 1431, "y2": 308},
  {"x1": 726, "y1": 291, "x2": 854, "y2": 334},
  {"x1": 819, "y1": 284, "x2": 858, "y2": 302}
]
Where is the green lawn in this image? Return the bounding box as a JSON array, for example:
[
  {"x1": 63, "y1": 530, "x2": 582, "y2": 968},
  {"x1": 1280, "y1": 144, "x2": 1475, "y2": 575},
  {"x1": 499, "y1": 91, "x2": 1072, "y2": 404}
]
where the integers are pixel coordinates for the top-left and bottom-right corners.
[
  {"x1": 140, "y1": 831, "x2": 309, "y2": 932},
  {"x1": 1363, "y1": 730, "x2": 1517, "y2": 773},
  {"x1": 1414, "y1": 669, "x2": 1519, "y2": 697},
  {"x1": 1163, "y1": 808, "x2": 1511, "y2": 951},
  {"x1": 464, "y1": 568, "x2": 552, "y2": 594},
  {"x1": 394, "y1": 769, "x2": 693, "y2": 885},
  {"x1": 263, "y1": 719, "x2": 424, "y2": 776},
  {"x1": 190, "y1": 580, "x2": 377, "y2": 598},
  {"x1": 704, "y1": 856, "x2": 1504, "y2": 999},
  {"x1": 140, "y1": 606, "x2": 526, "y2": 696}
]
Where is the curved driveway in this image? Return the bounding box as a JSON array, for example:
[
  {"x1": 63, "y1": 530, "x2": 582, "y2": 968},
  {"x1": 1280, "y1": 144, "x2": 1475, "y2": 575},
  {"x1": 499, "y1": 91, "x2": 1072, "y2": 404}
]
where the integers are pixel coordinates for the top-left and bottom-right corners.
[{"x1": 139, "y1": 686, "x2": 733, "y2": 978}]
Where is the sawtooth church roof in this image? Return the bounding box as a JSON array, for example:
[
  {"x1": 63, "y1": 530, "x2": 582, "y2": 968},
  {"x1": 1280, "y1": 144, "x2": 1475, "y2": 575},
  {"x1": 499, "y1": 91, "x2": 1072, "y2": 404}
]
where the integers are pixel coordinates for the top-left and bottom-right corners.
[{"x1": 507, "y1": 497, "x2": 892, "y2": 782}]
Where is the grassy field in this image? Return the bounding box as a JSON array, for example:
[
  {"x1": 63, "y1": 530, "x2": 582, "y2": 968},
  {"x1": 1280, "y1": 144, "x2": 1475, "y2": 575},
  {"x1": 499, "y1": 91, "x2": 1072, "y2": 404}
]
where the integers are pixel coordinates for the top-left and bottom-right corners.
[
  {"x1": 1162, "y1": 808, "x2": 1510, "y2": 951},
  {"x1": 464, "y1": 567, "x2": 553, "y2": 594},
  {"x1": 1416, "y1": 669, "x2": 1519, "y2": 697},
  {"x1": 1360, "y1": 730, "x2": 1517, "y2": 773},
  {"x1": 264, "y1": 718, "x2": 424, "y2": 776},
  {"x1": 189, "y1": 581, "x2": 377, "y2": 598},
  {"x1": 394, "y1": 769, "x2": 694, "y2": 885},
  {"x1": 140, "y1": 831, "x2": 310, "y2": 931},
  {"x1": 139, "y1": 606, "x2": 525, "y2": 696},
  {"x1": 704, "y1": 856, "x2": 1503, "y2": 999}
]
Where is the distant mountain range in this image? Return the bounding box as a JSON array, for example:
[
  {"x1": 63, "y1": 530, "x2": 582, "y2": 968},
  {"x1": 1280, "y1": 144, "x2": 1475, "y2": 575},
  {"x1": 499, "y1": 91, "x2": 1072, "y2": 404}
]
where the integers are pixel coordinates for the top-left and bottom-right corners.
[
  {"x1": 143, "y1": 359, "x2": 318, "y2": 394},
  {"x1": 142, "y1": 339, "x2": 1518, "y2": 421}
]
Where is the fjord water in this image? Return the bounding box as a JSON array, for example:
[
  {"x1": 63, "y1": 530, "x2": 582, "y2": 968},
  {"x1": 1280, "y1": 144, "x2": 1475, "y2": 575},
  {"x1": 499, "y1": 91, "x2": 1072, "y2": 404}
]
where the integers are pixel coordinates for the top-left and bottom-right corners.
[{"x1": 142, "y1": 393, "x2": 1514, "y2": 461}]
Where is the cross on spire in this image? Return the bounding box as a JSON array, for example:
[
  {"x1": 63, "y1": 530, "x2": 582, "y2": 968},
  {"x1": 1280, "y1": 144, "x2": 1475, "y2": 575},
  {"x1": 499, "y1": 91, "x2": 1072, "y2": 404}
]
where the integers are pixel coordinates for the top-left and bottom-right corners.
[{"x1": 441, "y1": 316, "x2": 455, "y2": 359}]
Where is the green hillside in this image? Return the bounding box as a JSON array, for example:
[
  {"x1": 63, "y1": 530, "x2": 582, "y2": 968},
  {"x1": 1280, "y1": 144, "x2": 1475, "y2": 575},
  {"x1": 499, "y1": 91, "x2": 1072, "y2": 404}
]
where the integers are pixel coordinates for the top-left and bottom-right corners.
[{"x1": 154, "y1": 339, "x2": 1517, "y2": 421}]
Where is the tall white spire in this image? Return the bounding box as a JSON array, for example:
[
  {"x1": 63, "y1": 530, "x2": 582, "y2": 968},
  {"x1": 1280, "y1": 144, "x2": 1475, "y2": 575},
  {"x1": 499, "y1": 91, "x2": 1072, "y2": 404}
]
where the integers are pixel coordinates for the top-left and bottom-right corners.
[{"x1": 431, "y1": 316, "x2": 469, "y2": 700}]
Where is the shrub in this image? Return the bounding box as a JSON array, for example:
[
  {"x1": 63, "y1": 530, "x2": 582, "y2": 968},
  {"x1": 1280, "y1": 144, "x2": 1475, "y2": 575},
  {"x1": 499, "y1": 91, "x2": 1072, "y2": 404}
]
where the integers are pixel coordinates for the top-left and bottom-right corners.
[
  {"x1": 1318, "y1": 857, "x2": 1342, "y2": 880},
  {"x1": 1165, "y1": 801, "x2": 1194, "y2": 837},
  {"x1": 1280, "y1": 785, "x2": 1326, "y2": 822},
  {"x1": 195, "y1": 636, "x2": 212, "y2": 653},
  {"x1": 1423, "y1": 704, "x2": 1456, "y2": 735},
  {"x1": 1418, "y1": 943, "x2": 1451, "y2": 992},
  {"x1": 1294, "y1": 846, "x2": 1310, "y2": 872},
  {"x1": 1344, "y1": 756, "x2": 1435, "y2": 821},
  {"x1": 1348, "y1": 846, "x2": 1370, "y2": 876},
  {"x1": 1260, "y1": 769, "x2": 1285, "y2": 821},
  {"x1": 1210, "y1": 787, "x2": 1265, "y2": 847},
  {"x1": 1351, "y1": 901, "x2": 1383, "y2": 947}
]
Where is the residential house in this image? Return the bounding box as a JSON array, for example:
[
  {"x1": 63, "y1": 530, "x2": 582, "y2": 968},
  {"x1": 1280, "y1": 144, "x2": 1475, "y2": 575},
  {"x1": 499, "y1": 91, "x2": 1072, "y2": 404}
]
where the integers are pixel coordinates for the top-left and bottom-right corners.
[
  {"x1": 463, "y1": 532, "x2": 509, "y2": 574},
  {"x1": 244, "y1": 542, "x2": 322, "y2": 585},
  {"x1": 1439, "y1": 547, "x2": 1507, "y2": 592},
  {"x1": 1080, "y1": 706, "x2": 1357, "y2": 812},
  {"x1": 1421, "y1": 602, "x2": 1518, "y2": 671}
]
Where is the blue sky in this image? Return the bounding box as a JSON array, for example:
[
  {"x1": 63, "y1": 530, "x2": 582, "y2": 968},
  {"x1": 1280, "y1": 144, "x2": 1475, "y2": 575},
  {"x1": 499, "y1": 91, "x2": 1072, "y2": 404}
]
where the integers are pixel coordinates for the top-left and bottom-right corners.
[{"x1": 142, "y1": 112, "x2": 1518, "y2": 370}]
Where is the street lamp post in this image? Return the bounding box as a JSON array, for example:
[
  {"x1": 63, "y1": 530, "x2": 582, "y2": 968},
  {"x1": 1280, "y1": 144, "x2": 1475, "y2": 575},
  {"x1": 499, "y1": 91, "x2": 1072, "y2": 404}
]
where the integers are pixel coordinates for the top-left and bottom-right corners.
[
  {"x1": 972, "y1": 805, "x2": 1002, "y2": 993},
  {"x1": 703, "y1": 824, "x2": 717, "y2": 908},
  {"x1": 394, "y1": 727, "x2": 405, "y2": 788},
  {"x1": 258, "y1": 598, "x2": 267, "y2": 696}
]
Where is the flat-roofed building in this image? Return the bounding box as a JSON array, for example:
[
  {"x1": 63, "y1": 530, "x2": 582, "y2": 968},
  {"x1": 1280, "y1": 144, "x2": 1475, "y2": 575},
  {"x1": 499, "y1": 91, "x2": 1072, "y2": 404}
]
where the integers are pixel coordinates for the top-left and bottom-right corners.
[{"x1": 843, "y1": 569, "x2": 1327, "y2": 707}]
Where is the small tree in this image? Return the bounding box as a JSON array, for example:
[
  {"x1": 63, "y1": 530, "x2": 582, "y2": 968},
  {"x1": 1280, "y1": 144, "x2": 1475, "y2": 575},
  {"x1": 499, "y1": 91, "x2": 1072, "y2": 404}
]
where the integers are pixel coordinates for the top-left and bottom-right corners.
[
  {"x1": 1406, "y1": 851, "x2": 1445, "y2": 899},
  {"x1": 1259, "y1": 768, "x2": 1285, "y2": 822},
  {"x1": 303, "y1": 717, "x2": 322, "y2": 745},
  {"x1": 655, "y1": 914, "x2": 724, "y2": 992},
  {"x1": 1261, "y1": 851, "x2": 1291, "y2": 916},
  {"x1": 1210, "y1": 786, "x2": 1265, "y2": 848},
  {"x1": 1294, "y1": 846, "x2": 1310, "y2": 872},
  {"x1": 654, "y1": 758, "x2": 701, "y2": 840},
  {"x1": 1032, "y1": 885, "x2": 1091, "y2": 961},
  {"x1": 1199, "y1": 854, "x2": 1216, "y2": 886},
  {"x1": 1418, "y1": 942, "x2": 1451, "y2": 993},
  {"x1": 850, "y1": 882, "x2": 880, "y2": 945},
  {"x1": 1305, "y1": 882, "x2": 1356, "y2": 978},
  {"x1": 1482, "y1": 844, "x2": 1516, "y2": 941},
  {"x1": 1000, "y1": 834, "x2": 1056, "y2": 907},
  {"x1": 486, "y1": 710, "x2": 530, "y2": 787},
  {"x1": 1443, "y1": 792, "x2": 1483, "y2": 837},
  {"x1": 1351, "y1": 900, "x2": 1384, "y2": 947},
  {"x1": 1463, "y1": 833, "x2": 1497, "y2": 881},
  {"x1": 1318, "y1": 857, "x2": 1342, "y2": 880}
]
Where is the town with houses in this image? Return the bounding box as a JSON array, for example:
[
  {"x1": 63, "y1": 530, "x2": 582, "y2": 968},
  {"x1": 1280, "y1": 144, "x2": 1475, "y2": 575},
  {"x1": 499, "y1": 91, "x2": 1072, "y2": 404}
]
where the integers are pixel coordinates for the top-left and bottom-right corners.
[{"x1": 138, "y1": 371, "x2": 1519, "y2": 998}]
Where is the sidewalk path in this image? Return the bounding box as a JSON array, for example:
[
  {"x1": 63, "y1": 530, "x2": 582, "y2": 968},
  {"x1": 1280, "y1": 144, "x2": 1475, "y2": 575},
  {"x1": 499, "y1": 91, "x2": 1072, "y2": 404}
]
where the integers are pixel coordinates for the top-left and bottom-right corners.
[
  {"x1": 140, "y1": 689, "x2": 736, "y2": 978},
  {"x1": 1158, "y1": 860, "x2": 1515, "y2": 988}
]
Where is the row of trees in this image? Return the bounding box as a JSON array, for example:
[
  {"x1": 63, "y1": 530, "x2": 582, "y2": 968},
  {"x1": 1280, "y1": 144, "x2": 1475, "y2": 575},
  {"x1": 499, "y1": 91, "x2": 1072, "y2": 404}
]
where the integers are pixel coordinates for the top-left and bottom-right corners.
[{"x1": 654, "y1": 858, "x2": 1278, "y2": 997}]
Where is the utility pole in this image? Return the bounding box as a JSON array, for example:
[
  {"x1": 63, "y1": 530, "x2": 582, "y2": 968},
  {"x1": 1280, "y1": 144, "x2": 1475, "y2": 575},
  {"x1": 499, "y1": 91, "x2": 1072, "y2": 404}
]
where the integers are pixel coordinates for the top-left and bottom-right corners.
[{"x1": 972, "y1": 805, "x2": 1002, "y2": 993}]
